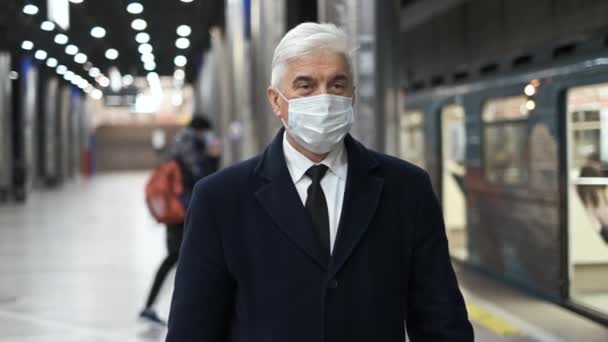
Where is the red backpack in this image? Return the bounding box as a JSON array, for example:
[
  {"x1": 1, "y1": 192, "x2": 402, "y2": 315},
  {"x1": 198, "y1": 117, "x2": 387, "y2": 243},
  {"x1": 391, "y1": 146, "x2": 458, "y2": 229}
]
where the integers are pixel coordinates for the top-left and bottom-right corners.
[{"x1": 145, "y1": 160, "x2": 185, "y2": 224}]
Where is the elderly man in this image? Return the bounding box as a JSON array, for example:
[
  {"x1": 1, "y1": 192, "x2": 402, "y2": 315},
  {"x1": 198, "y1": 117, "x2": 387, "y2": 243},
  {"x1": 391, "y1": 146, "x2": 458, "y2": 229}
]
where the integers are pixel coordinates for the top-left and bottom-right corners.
[{"x1": 166, "y1": 23, "x2": 473, "y2": 341}]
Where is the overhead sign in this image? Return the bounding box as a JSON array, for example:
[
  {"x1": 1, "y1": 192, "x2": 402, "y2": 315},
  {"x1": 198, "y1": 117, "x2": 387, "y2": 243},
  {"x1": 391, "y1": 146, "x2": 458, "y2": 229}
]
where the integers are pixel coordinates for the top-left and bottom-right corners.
[{"x1": 48, "y1": 0, "x2": 70, "y2": 30}]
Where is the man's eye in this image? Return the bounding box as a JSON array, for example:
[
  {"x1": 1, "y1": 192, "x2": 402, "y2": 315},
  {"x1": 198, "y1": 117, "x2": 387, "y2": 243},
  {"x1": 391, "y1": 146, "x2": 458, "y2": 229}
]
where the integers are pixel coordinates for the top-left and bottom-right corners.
[{"x1": 298, "y1": 84, "x2": 311, "y2": 90}]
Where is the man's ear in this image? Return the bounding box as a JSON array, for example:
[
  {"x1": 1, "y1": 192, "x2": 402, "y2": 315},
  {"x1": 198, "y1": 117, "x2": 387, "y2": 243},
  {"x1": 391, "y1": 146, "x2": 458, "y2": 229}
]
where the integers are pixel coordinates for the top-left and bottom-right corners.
[{"x1": 267, "y1": 87, "x2": 281, "y2": 117}]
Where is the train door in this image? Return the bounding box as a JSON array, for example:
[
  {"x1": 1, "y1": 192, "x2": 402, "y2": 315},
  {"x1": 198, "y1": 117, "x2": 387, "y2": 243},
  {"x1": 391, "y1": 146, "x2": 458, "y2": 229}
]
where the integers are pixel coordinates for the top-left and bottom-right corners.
[
  {"x1": 399, "y1": 110, "x2": 426, "y2": 169},
  {"x1": 440, "y1": 104, "x2": 468, "y2": 259},
  {"x1": 566, "y1": 82, "x2": 608, "y2": 317}
]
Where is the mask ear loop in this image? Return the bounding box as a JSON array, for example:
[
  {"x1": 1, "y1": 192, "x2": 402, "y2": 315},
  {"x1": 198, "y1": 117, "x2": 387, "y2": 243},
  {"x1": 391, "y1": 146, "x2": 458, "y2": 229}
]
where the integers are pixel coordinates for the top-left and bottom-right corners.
[
  {"x1": 274, "y1": 88, "x2": 289, "y2": 103},
  {"x1": 274, "y1": 88, "x2": 291, "y2": 129}
]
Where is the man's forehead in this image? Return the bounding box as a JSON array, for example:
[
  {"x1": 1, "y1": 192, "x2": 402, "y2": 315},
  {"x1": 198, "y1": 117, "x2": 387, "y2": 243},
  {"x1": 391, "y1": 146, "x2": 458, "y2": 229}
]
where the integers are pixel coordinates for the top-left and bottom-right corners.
[{"x1": 284, "y1": 52, "x2": 351, "y2": 78}]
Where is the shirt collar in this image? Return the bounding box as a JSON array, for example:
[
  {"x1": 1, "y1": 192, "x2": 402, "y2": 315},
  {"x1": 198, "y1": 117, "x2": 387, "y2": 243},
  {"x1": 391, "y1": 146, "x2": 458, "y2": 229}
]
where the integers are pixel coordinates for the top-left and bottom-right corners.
[{"x1": 283, "y1": 132, "x2": 348, "y2": 184}]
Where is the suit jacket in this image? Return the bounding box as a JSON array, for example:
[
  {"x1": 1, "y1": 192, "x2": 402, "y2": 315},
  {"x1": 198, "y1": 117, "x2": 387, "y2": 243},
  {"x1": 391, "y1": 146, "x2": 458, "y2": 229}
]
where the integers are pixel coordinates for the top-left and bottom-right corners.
[{"x1": 166, "y1": 130, "x2": 474, "y2": 342}]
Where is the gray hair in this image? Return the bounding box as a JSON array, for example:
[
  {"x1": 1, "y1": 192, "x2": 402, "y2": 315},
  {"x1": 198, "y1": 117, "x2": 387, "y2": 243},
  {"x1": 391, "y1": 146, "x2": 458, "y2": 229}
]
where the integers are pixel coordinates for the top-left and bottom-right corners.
[{"x1": 270, "y1": 22, "x2": 353, "y2": 88}]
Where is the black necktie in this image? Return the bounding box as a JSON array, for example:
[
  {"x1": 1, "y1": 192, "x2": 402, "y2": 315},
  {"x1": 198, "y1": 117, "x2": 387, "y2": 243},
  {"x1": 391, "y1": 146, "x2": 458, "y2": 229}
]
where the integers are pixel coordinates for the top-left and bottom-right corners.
[{"x1": 305, "y1": 165, "x2": 330, "y2": 252}]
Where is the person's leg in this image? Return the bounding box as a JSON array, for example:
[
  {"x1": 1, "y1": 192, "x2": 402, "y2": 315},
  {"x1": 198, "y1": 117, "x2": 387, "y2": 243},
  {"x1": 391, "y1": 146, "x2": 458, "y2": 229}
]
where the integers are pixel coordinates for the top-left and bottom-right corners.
[
  {"x1": 144, "y1": 251, "x2": 179, "y2": 309},
  {"x1": 144, "y1": 223, "x2": 183, "y2": 308},
  {"x1": 140, "y1": 224, "x2": 182, "y2": 324}
]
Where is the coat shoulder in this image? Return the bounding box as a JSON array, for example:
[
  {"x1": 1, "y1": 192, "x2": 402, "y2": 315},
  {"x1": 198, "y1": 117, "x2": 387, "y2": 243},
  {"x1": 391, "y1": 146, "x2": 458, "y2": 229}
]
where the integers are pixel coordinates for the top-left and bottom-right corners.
[{"x1": 192, "y1": 155, "x2": 261, "y2": 199}]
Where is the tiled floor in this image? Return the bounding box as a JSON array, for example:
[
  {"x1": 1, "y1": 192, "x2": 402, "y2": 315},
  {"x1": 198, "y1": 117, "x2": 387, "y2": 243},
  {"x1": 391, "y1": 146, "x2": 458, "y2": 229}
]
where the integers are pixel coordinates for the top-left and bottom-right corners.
[
  {"x1": 0, "y1": 172, "x2": 606, "y2": 341},
  {"x1": 0, "y1": 173, "x2": 171, "y2": 341}
]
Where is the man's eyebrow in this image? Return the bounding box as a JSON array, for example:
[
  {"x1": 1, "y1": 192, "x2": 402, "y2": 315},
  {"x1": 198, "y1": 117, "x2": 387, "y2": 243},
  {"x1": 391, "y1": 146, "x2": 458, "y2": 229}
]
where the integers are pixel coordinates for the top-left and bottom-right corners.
[
  {"x1": 330, "y1": 74, "x2": 349, "y2": 82},
  {"x1": 292, "y1": 76, "x2": 315, "y2": 85}
]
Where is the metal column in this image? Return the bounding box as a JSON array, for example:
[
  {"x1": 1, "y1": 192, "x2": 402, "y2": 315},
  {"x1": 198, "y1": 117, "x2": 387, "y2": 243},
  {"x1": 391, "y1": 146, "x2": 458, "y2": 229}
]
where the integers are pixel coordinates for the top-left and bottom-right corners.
[{"x1": 0, "y1": 52, "x2": 12, "y2": 201}]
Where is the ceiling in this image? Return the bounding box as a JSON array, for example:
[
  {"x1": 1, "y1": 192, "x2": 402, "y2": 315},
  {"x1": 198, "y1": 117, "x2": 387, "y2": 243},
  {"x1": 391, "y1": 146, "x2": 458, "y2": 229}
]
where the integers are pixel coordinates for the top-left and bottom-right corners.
[{"x1": 2, "y1": 0, "x2": 225, "y2": 84}]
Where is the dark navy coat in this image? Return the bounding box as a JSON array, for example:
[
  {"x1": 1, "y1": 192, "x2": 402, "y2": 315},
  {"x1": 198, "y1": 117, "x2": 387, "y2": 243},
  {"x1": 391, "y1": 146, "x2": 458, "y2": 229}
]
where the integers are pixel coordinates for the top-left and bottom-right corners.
[{"x1": 166, "y1": 130, "x2": 474, "y2": 342}]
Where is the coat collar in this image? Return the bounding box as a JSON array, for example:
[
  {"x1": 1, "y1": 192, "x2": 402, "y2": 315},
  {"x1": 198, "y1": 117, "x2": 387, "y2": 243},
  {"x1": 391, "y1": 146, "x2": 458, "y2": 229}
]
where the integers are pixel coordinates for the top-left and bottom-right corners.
[{"x1": 254, "y1": 129, "x2": 384, "y2": 274}]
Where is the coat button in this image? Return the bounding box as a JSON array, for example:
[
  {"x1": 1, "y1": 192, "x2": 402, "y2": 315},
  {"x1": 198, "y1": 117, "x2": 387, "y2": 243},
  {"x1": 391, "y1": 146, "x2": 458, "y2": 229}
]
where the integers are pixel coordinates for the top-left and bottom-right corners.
[{"x1": 327, "y1": 279, "x2": 338, "y2": 289}]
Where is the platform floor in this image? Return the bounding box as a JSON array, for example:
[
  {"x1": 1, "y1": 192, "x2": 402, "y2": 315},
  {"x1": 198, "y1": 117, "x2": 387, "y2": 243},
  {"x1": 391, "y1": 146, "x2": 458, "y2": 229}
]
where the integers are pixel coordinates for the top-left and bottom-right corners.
[{"x1": 0, "y1": 172, "x2": 606, "y2": 341}]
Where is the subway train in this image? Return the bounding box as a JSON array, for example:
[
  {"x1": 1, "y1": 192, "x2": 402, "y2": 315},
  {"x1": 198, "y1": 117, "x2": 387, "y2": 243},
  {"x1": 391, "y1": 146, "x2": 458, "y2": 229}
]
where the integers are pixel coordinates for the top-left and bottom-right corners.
[
  {"x1": 401, "y1": 49, "x2": 608, "y2": 324},
  {"x1": 0, "y1": 54, "x2": 88, "y2": 203}
]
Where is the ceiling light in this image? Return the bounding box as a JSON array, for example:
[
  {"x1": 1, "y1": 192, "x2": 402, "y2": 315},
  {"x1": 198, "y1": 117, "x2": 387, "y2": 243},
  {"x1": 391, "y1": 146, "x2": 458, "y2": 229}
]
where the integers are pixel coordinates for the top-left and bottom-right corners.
[
  {"x1": 177, "y1": 25, "x2": 191, "y2": 37},
  {"x1": 526, "y1": 100, "x2": 536, "y2": 111},
  {"x1": 35, "y1": 50, "x2": 47, "y2": 60},
  {"x1": 144, "y1": 62, "x2": 156, "y2": 71},
  {"x1": 147, "y1": 72, "x2": 159, "y2": 82},
  {"x1": 78, "y1": 78, "x2": 89, "y2": 89},
  {"x1": 135, "y1": 32, "x2": 150, "y2": 44},
  {"x1": 64, "y1": 71, "x2": 75, "y2": 81},
  {"x1": 141, "y1": 53, "x2": 155, "y2": 63},
  {"x1": 138, "y1": 43, "x2": 153, "y2": 54},
  {"x1": 65, "y1": 44, "x2": 78, "y2": 55},
  {"x1": 56, "y1": 65, "x2": 67, "y2": 75},
  {"x1": 174, "y1": 69, "x2": 185, "y2": 81},
  {"x1": 41, "y1": 21, "x2": 55, "y2": 31},
  {"x1": 180, "y1": 0, "x2": 194, "y2": 3},
  {"x1": 131, "y1": 19, "x2": 147, "y2": 31},
  {"x1": 69, "y1": 0, "x2": 84, "y2": 4},
  {"x1": 54, "y1": 33, "x2": 68, "y2": 45},
  {"x1": 105, "y1": 48, "x2": 119, "y2": 60},
  {"x1": 71, "y1": 75, "x2": 81, "y2": 85},
  {"x1": 21, "y1": 40, "x2": 34, "y2": 51},
  {"x1": 46, "y1": 58, "x2": 58, "y2": 68},
  {"x1": 176, "y1": 38, "x2": 190, "y2": 49},
  {"x1": 174, "y1": 55, "x2": 187, "y2": 67},
  {"x1": 23, "y1": 4, "x2": 39, "y2": 15},
  {"x1": 127, "y1": 2, "x2": 143, "y2": 14},
  {"x1": 122, "y1": 75, "x2": 134, "y2": 86},
  {"x1": 524, "y1": 84, "x2": 536, "y2": 97},
  {"x1": 91, "y1": 89, "x2": 103, "y2": 100},
  {"x1": 91, "y1": 26, "x2": 106, "y2": 38},
  {"x1": 98, "y1": 77, "x2": 110, "y2": 88},
  {"x1": 89, "y1": 68, "x2": 100, "y2": 78},
  {"x1": 74, "y1": 53, "x2": 87, "y2": 64}
]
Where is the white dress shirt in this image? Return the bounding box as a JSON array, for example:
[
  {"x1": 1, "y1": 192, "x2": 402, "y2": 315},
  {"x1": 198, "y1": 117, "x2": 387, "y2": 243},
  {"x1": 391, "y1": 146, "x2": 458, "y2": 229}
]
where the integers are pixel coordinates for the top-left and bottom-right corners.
[{"x1": 283, "y1": 133, "x2": 348, "y2": 254}]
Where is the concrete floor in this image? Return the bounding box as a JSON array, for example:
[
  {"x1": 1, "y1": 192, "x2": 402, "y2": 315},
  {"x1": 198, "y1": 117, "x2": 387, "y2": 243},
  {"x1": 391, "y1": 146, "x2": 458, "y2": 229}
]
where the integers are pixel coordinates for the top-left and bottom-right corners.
[{"x1": 0, "y1": 172, "x2": 606, "y2": 341}]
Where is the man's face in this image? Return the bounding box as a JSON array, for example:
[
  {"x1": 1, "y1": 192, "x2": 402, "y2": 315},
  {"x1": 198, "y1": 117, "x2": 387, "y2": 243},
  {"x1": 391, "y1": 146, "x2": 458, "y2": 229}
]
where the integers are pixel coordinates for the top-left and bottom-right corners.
[{"x1": 267, "y1": 51, "x2": 355, "y2": 123}]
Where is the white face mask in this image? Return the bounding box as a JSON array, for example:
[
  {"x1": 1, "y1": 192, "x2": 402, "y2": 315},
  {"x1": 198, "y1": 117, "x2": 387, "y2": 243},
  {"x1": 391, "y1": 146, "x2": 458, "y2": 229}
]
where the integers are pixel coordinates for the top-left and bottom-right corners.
[{"x1": 276, "y1": 90, "x2": 354, "y2": 154}]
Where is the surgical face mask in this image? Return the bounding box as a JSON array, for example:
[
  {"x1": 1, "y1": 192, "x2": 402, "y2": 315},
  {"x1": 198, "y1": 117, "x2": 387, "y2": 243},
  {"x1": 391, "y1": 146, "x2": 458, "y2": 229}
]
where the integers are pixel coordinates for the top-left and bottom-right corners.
[{"x1": 276, "y1": 90, "x2": 354, "y2": 154}]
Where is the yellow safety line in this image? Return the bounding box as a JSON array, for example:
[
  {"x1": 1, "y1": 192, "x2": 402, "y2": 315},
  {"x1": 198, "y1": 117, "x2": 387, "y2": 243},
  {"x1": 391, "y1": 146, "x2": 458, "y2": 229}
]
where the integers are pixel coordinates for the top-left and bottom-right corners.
[{"x1": 467, "y1": 303, "x2": 525, "y2": 337}]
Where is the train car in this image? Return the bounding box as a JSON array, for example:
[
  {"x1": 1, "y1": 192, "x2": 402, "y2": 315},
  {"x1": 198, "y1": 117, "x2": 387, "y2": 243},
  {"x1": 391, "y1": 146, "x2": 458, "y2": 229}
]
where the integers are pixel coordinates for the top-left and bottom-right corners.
[{"x1": 401, "y1": 50, "x2": 608, "y2": 324}]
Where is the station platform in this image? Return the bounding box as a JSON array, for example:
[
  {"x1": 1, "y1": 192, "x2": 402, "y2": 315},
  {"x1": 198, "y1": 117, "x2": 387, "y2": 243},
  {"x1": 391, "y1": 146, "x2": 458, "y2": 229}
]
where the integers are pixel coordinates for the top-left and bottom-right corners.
[{"x1": 0, "y1": 172, "x2": 606, "y2": 342}]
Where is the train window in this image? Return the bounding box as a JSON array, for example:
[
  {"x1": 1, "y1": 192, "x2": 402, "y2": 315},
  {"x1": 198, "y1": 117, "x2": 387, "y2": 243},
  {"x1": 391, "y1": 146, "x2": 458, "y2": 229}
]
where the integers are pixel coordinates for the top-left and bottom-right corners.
[
  {"x1": 399, "y1": 110, "x2": 426, "y2": 169},
  {"x1": 482, "y1": 95, "x2": 530, "y2": 185},
  {"x1": 482, "y1": 95, "x2": 530, "y2": 122},
  {"x1": 566, "y1": 82, "x2": 608, "y2": 317}
]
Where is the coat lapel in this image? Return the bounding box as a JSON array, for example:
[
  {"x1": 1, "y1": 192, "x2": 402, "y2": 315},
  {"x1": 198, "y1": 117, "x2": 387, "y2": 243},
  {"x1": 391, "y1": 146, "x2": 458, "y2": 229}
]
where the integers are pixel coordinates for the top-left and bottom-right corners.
[
  {"x1": 329, "y1": 135, "x2": 384, "y2": 277},
  {"x1": 254, "y1": 131, "x2": 329, "y2": 270}
]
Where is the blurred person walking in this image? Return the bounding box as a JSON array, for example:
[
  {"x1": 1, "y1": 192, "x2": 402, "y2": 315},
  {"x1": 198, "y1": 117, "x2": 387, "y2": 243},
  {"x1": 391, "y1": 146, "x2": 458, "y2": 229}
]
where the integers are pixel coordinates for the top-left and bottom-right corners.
[{"x1": 140, "y1": 115, "x2": 221, "y2": 325}]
